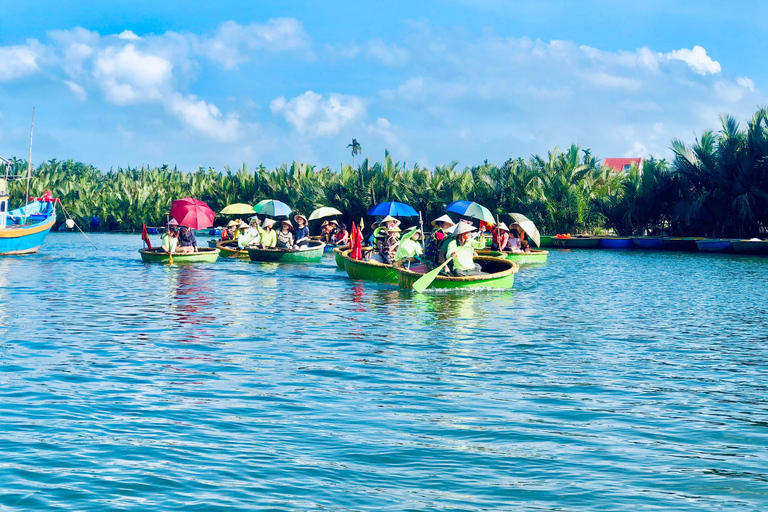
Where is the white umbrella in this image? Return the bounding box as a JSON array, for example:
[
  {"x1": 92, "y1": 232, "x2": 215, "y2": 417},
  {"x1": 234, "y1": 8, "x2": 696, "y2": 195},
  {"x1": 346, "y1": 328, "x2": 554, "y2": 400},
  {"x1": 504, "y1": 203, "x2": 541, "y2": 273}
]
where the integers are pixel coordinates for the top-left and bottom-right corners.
[
  {"x1": 508, "y1": 213, "x2": 540, "y2": 247},
  {"x1": 308, "y1": 206, "x2": 343, "y2": 221}
]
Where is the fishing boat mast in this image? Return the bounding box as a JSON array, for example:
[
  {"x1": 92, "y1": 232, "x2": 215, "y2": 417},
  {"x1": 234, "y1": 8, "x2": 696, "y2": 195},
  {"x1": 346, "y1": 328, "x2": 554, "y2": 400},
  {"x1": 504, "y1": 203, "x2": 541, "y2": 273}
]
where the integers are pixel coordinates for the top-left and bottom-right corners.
[{"x1": 24, "y1": 107, "x2": 35, "y2": 224}]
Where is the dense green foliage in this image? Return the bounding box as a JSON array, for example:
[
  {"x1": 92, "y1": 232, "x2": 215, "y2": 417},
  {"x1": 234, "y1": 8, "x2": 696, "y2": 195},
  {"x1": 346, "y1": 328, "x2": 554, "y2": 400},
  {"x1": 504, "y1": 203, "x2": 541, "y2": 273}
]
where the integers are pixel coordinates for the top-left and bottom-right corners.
[{"x1": 5, "y1": 108, "x2": 768, "y2": 237}]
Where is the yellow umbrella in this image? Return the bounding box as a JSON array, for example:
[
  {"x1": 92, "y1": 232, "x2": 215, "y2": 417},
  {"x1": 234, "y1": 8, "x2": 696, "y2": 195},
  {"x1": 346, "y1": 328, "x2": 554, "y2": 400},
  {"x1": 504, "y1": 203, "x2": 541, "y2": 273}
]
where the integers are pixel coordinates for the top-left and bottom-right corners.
[
  {"x1": 220, "y1": 203, "x2": 254, "y2": 215},
  {"x1": 308, "y1": 206, "x2": 343, "y2": 221}
]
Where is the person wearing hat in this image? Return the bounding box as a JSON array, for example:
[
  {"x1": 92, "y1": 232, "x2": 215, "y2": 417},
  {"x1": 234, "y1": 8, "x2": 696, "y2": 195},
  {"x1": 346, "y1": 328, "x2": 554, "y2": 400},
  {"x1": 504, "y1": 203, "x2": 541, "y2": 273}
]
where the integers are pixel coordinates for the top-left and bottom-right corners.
[
  {"x1": 276, "y1": 220, "x2": 294, "y2": 249},
  {"x1": 333, "y1": 223, "x2": 349, "y2": 246},
  {"x1": 162, "y1": 219, "x2": 179, "y2": 254},
  {"x1": 444, "y1": 223, "x2": 483, "y2": 276},
  {"x1": 234, "y1": 222, "x2": 255, "y2": 249},
  {"x1": 257, "y1": 218, "x2": 277, "y2": 248},
  {"x1": 424, "y1": 214, "x2": 455, "y2": 264},
  {"x1": 294, "y1": 214, "x2": 310, "y2": 248},
  {"x1": 395, "y1": 227, "x2": 423, "y2": 261},
  {"x1": 376, "y1": 225, "x2": 401, "y2": 264},
  {"x1": 491, "y1": 222, "x2": 510, "y2": 252}
]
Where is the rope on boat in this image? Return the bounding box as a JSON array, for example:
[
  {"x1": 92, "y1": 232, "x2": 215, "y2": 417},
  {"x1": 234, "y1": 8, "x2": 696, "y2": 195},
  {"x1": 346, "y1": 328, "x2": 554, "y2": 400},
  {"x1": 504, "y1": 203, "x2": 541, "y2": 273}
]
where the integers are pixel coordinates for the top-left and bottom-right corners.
[{"x1": 58, "y1": 202, "x2": 99, "y2": 250}]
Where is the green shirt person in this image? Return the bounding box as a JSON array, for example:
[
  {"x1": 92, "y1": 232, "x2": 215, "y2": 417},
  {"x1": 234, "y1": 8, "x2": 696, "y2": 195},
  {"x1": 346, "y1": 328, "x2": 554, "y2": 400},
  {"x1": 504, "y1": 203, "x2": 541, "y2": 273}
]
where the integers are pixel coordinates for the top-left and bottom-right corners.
[
  {"x1": 444, "y1": 223, "x2": 484, "y2": 276},
  {"x1": 257, "y1": 218, "x2": 277, "y2": 248},
  {"x1": 161, "y1": 231, "x2": 178, "y2": 253},
  {"x1": 395, "y1": 228, "x2": 423, "y2": 260}
]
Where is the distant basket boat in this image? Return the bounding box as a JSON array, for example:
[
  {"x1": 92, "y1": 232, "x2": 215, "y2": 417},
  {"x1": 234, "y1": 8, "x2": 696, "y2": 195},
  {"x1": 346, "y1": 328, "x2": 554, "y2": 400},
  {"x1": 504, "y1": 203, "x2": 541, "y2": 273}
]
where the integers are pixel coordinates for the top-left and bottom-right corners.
[
  {"x1": 732, "y1": 239, "x2": 768, "y2": 255},
  {"x1": 660, "y1": 237, "x2": 703, "y2": 252},
  {"x1": 394, "y1": 256, "x2": 518, "y2": 290},
  {"x1": 549, "y1": 236, "x2": 600, "y2": 249},
  {"x1": 247, "y1": 241, "x2": 325, "y2": 263},
  {"x1": 696, "y1": 239, "x2": 734, "y2": 253},
  {"x1": 632, "y1": 237, "x2": 663, "y2": 250},
  {"x1": 138, "y1": 247, "x2": 220, "y2": 263},
  {"x1": 597, "y1": 236, "x2": 633, "y2": 249}
]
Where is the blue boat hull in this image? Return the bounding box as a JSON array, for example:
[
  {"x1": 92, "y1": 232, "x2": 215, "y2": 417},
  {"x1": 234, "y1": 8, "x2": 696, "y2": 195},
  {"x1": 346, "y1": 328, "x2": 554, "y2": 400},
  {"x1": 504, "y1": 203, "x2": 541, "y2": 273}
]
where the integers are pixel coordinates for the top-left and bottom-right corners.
[
  {"x1": 598, "y1": 237, "x2": 634, "y2": 249},
  {"x1": 696, "y1": 240, "x2": 734, "y2": 253},
  {"x1": 632, "y1": 237, "x2": 663, "y2": 250},
  {"x1": 0, "y1": 216, "x2": 55, "y2": 255}
]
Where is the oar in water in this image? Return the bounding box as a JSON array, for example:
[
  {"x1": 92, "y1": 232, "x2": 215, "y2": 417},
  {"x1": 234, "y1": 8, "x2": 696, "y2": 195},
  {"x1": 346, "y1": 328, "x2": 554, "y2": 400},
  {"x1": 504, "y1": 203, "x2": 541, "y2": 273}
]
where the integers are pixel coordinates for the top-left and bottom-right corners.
[{"x1": 412, "y1": 257, "x2": 453, "y2": 293}]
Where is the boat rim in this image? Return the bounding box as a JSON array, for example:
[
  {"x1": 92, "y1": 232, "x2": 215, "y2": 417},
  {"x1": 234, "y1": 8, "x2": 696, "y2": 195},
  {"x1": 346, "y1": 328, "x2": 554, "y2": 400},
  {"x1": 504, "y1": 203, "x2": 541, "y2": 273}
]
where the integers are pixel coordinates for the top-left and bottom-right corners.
[{"x1": 393, "y1": 255, "x2": 518, "y2": 282}]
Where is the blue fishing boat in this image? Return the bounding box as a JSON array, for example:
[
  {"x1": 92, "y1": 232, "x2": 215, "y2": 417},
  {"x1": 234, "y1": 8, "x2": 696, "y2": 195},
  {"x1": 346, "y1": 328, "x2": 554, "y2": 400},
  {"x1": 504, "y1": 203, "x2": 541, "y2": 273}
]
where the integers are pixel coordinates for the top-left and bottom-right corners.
[
  {"x1": 597, "y1": 236, "x2": 634, "y2": 249},
  {"x1": 0, "y1": 155, "x2": 57, "y2": 255}
]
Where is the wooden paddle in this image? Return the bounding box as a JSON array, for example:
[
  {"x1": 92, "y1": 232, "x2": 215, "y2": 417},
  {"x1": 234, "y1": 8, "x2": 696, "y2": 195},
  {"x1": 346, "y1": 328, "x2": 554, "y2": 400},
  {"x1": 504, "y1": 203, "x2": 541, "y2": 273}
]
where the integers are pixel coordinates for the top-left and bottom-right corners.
[{"x1": 412, "y1": 257, "x2": 453, "y2": 293}]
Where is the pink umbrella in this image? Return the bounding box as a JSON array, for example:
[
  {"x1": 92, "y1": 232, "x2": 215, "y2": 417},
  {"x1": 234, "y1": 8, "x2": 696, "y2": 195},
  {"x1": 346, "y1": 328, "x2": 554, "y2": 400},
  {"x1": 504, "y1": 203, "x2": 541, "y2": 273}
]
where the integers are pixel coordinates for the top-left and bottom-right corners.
[{"x1": 169, "y1": 197, "x2": 216, "y2": 230}]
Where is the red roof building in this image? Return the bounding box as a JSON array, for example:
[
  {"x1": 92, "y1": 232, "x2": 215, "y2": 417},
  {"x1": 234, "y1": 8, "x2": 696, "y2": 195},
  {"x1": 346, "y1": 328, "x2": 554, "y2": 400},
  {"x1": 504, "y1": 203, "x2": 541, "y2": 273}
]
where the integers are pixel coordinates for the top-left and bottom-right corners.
[{"x1": 603, "y1": 158, "x2": 643, "y2": 174}]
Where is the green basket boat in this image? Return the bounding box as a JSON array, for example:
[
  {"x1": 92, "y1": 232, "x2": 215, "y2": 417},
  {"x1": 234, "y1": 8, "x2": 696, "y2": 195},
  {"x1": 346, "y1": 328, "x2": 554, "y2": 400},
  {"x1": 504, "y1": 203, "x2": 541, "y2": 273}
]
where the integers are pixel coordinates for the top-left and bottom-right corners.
[
  {"x1": 216, "y1": 240, "x2": 250, "y2": 259},
  {"x1": 394, "y1": 256, "x2": 518, "y2": 290},
  {"x1": 549, "y1": 236, "x2": 600, "y2": 248},
  {"x1": 139, "y1": 247, "x2": 220, "y2": 263},
  {"x1": 539, "y1": 235, "x2": 553, "y2": 247},
  {"x1": 341, "y1": 249, "x2": 399, "y2": 282},
  {"x1": 333, "y1": 245, "x2": 348, "y2": 269},
  {"x1": 476, "y1": 248, "x2": 548, "y2": 264},
  {"x1": 247, "y1": 241, "x2": 325, "y2": 263}
]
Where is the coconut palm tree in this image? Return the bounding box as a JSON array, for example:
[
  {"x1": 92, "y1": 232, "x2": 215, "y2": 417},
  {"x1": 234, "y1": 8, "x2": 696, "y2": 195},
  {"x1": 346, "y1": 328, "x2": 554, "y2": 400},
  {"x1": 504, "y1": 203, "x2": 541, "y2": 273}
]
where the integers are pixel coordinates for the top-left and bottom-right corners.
[{"x1": 347, "y1": 138, "x2": 362, "y2": 168}]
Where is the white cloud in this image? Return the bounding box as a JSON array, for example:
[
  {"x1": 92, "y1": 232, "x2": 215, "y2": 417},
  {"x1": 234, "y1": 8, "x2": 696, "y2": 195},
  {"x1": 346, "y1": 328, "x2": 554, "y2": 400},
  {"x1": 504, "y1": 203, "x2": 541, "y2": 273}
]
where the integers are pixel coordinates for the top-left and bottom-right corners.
[
  {"x1": 271, "y1": 91, "x2": 365, "y2": 137},
  {"x1": 367, "y1": 40, "x2": 408, "y2": 66},
  {"x1": 118, "y1": 30, "x2": 140, "y2": 41},
  {"x1": 93, "y1": 44, "x2": 173, "y2": 104},
  {"x1": 166, "y1": 93, "x2": 241, "y2": 141},
  {"x1": 736, "y1": 76, "x2": 755, "y2": 92},
  {"x1": 0, "y1": 40, "x2": 45, "y2": 81},
  {"x1": 64, "y1": 80, "x2": 86, "y2": 100},
  {"x1": 663, "y1": 45, "x2": 720, "y2": 75},
  {"x1": 199, "y1": 18, "x2": 310, "y2": 69}
]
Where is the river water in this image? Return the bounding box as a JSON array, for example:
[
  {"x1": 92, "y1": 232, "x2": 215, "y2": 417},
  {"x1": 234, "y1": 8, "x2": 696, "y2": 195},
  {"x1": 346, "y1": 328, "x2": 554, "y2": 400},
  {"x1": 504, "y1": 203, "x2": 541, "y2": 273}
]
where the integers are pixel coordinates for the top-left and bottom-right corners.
[{"x1": 1, "y1": 233, "x2": 767, "y2": 510}]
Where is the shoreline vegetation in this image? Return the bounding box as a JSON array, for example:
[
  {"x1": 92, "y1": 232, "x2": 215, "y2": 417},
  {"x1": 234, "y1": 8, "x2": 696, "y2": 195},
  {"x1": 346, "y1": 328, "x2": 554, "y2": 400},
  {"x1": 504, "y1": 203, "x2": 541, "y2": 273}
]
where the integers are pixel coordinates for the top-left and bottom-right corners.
[{"x1": 6, "y1": 108, "x2": 768, "y2": 238}]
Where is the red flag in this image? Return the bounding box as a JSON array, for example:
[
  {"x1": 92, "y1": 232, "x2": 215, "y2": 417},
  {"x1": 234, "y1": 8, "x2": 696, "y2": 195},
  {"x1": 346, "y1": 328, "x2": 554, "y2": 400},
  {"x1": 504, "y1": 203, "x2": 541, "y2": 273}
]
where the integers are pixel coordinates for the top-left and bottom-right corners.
[
  {"x1": 141, "y1": 223, "x2": 152, "y2": 249},
  {"x1": 349, "y1": 222, "x2": 361, "y2": 260}
]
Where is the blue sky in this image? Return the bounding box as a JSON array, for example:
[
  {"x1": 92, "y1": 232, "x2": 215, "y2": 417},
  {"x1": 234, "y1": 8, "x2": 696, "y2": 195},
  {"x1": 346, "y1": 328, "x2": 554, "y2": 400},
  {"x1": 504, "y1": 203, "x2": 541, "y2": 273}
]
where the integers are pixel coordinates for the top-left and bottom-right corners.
[{"x1": 0, "y1": 0, "x2": 766, "y2": 171}]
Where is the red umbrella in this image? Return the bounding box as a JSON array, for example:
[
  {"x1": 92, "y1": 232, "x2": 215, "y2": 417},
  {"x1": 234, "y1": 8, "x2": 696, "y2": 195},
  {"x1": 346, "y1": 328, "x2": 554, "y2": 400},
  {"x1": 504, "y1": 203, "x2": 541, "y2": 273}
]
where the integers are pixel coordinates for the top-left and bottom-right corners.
[{"x1": 169, "y1": 197, "x2": 216, "y2": 230}]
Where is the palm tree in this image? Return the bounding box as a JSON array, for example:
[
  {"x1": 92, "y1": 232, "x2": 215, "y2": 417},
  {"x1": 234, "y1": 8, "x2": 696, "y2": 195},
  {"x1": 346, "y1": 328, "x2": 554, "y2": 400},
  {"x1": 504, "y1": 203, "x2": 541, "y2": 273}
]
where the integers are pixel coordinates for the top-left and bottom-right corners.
[{"x1": 347, "y1": 138, "x2": 362, "y2": 168}]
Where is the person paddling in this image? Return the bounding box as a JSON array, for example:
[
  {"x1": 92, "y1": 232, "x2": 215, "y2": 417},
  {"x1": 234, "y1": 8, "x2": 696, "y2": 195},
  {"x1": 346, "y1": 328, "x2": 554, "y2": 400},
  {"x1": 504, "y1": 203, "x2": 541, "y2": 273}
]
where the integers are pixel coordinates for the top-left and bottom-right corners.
[
  {"x1": 445, "y1": 223, "x2": 483, "y2": 276},
  {"x1": 162, "y1": 219, "x2": 179, "y2": 254}
]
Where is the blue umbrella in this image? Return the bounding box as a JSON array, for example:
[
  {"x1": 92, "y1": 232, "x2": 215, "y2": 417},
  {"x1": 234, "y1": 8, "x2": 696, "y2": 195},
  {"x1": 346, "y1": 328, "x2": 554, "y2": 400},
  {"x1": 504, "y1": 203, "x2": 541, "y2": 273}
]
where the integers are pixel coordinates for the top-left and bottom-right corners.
[
  {"x1": 366, "y1": 201, "x2": 418, "y2": 218},
  {"x1": 445, "y1": 200, "x2": 495, "y2": 224},
  {"x1": 253, "y1": 199, "x2": 293, "y2": 217}
]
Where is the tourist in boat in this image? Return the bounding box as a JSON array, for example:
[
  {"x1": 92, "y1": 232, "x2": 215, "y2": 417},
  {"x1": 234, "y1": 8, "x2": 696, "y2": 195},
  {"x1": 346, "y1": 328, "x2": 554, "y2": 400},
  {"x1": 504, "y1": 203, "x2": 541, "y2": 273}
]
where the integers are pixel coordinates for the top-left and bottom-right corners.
[
  {"x1": 294, "y1": 214, "x2": 310, "y2": 248},
  {"x1": 276, "y1": 220, "x2": 294, "y2": 249},
  {"x1": 445, "y1": 223, "x2": 483, "y2": 276},
  {"x1": 424, "y1": 214, "x2": 455, "y2": 264},
  {"x1": 236, "y1": 222, "x2": 258, "y2": 249},
  {"x1": 520, "y1": 239, "x2": 531, "y2": 253},
  {"x1": 178, "y1": 225, "x2": 198, "y2": 253},
  {"x1": 491, "y1": 222, "x2": 510, "y2": 251},
  {"x1": 508, "y1": 228, "x2": 522, "y2": 252},
  {"x1": 395, "y1": 227, "x2": 423, "y2": 260},
  {"x1": 333, "y1": 223, "x2": 350, "y2": 246},
  {"x1": 257, "y1": 218, "x2": 277, "y2": 248},
  {"x1": 378, "y1": 225, "x2": 400, "y2": 264},
  {"x1": 161, "y1": 224, "x2": 179, "y2": 253}
]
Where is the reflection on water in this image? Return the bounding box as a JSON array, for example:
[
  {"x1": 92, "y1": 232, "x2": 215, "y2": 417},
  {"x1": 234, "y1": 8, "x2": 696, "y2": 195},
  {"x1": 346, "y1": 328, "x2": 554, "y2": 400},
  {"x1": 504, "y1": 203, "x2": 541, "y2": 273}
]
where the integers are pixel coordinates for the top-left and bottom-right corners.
[{"x1": 0, "y1": 233, "x2": 767, "y2": 511}]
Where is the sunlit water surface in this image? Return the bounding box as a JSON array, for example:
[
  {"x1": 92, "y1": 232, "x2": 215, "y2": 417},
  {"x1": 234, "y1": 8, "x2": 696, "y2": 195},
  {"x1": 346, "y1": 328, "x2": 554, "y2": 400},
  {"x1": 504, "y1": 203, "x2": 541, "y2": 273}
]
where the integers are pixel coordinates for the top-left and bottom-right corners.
[{"x1": 1, "y1": 233, "x2": 767, "y2": 510}]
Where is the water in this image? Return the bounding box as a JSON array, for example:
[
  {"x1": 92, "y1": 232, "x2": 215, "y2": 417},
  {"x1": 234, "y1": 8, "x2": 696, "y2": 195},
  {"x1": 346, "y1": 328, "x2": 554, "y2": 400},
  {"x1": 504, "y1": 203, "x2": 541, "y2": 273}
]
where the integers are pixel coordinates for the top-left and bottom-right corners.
[{"x1": 1, "y1": 233, "x2": 767, "y2": 511}]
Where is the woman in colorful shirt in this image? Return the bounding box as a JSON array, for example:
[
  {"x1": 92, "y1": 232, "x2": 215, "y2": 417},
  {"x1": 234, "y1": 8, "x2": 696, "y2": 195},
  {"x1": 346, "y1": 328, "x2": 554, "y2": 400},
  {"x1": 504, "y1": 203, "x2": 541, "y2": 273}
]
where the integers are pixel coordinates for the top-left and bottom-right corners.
[{"x1": 276, "y1": 220, "x2": 294, "y2": 248}]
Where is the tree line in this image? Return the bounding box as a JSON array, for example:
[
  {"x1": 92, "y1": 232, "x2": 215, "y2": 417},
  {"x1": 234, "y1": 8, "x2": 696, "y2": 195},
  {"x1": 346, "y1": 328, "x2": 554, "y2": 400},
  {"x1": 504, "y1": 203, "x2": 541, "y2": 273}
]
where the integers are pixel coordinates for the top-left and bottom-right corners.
[{"x1": 5, "y1": 108, "x2": 768, "y2": 238}]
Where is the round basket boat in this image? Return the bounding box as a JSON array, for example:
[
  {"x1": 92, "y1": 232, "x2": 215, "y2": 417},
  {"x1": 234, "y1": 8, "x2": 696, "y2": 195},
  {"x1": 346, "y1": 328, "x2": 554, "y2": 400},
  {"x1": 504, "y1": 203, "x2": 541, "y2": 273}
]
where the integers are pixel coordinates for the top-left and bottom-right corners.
[
  {"x1": 207, "y1": 238, "x2": 219, "y2": 248},
  {"x1": 476, "y1": 248, "x2": 548, "y2": 264},
  {"x1": 732, "y1": 239, "x2": 768, "y2": 255},
  {"x1": 632, "y1": 237, "x2": 662, "y2": 250},
  {"x1": 394, "y1": 256, "x2": 518, "y2": 290},
  {"x1": 333, "y1": 245, "x2": 349, "y2": 269},
  {"x1": 660, "y1": 237, "x2": 703, "y2": 252},
  {"x1": 695, "y1": 238, "x2": 735, "y2": 253},
  {"x1": 138, "y1": 247, "x2": 220, "y2": 263},
  {"x1": 216, "y1": 240, "x2": 250, "y2": 259},
  {"x1": 340, "y1": 249, "x2": 398, "y2": 282},
  {"x1": 247, "y1": 241, "x2": 325, "y2": 263},
  {"x1": 597, "y1": 236, "x2": 634, "y2": 249}
]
